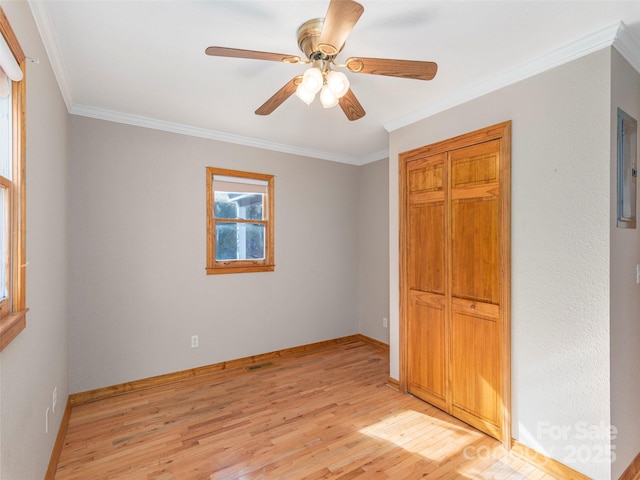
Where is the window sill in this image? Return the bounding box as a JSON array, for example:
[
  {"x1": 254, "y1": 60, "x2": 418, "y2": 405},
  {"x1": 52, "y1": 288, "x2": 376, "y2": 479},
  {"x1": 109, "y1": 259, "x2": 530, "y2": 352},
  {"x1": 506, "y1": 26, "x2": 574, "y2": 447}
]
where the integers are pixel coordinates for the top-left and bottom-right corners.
[
  {"x1": 0, "y1": 308, "x2": 28, "y2": 352},
  {"x1": 207, "y1": 264, "x2": 275, "y2": 275}
]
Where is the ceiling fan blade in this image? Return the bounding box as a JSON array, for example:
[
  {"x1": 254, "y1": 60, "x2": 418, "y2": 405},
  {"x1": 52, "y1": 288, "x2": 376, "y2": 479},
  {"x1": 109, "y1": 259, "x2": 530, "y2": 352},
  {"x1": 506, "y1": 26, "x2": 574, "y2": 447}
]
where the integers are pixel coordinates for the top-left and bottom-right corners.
[
  {"x1": 205, "y1": 46, "x2": 302, "y2": 64},
  {"x1": 339, "y1": 89, "x2": 365, "y2": 121},
  {"x1": 345, "y1": 57, "x2": 438, "y2": 81},
  {"x1": 255, "y1": 76, "x2": 302, "y2": 116},
  {"x1": 318, "y1": 0, "x2": 364, "y2": 56}
]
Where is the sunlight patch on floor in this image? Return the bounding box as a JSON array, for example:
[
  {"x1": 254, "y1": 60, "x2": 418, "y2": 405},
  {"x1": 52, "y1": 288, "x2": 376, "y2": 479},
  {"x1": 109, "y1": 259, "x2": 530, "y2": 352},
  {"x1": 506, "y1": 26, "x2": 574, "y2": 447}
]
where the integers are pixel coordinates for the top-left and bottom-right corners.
[{"x1": 359, "y1": 409, "x2": 484, "y2": 459}]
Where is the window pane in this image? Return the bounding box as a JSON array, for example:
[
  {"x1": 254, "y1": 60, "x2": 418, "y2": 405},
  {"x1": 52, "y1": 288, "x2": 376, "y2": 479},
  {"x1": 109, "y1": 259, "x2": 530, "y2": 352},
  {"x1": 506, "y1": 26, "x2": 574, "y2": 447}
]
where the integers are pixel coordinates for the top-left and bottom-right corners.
[
  {"x1": 216, "y1": 222, "x2": 265, "y2": 261},
  {"x1": 214, "y1": 192, "x2": 264, "y2": 220},
  {"x1": 0, "y1": 82, "x2": 9, "y2": 301},
  {"x1": 0, "y1": 87, "x2": 10, "y2": 180},
  {"x1": 0, "y1": 186, "x2": 7, "y2": 300}
]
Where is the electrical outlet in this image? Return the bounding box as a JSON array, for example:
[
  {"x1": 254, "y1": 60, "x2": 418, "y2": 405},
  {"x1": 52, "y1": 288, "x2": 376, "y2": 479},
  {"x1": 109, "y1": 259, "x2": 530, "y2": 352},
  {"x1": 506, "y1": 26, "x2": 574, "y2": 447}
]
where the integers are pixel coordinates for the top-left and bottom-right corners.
[
  {"x1": 52, "y1": 387, "x2": 57, "y2": 413},
  {"x1": 191, "y1": 335, "x2": 199, "y2": 348},
  {"x1": 383, "y1": 317, "x2": 388, "y2": 328},
  {"x1": 45, "y1": 407, "x2": 50, "y2": 434}
]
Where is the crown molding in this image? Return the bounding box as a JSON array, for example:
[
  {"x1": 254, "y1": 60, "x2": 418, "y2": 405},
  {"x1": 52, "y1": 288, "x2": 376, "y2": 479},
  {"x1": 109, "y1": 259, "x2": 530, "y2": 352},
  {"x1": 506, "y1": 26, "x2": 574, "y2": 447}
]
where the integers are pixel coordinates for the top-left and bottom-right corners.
[
  {"x1": 28, "y1": 0, "x2": 74, "y2": 112},
  {"x1": 358, "y1": 149, "x2": 389, "y2": 165},
  {"x1": 613, "y1": 22, "x2": 640, "y2": 74},
  {"x1": 70, "y1": 104, "x2": 366, "y2": 165},
  {"x1": 385, "y1": 22, "x2": 622, "y2": 133}
]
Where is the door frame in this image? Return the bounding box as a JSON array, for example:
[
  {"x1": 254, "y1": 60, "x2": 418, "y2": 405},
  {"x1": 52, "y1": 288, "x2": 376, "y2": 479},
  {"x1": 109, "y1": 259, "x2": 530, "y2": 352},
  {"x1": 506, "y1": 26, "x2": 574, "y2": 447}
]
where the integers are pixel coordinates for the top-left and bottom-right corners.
[{"x1": 398, "y1": 121, "x2": 512, "y2": 448}]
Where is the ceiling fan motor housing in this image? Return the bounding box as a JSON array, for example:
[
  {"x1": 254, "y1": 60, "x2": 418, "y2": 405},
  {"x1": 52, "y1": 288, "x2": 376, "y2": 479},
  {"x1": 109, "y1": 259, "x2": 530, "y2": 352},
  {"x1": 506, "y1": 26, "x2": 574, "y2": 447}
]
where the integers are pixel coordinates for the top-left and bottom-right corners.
[{"x1": 297, "y1": 18, "x2": 339, "y2": 61}]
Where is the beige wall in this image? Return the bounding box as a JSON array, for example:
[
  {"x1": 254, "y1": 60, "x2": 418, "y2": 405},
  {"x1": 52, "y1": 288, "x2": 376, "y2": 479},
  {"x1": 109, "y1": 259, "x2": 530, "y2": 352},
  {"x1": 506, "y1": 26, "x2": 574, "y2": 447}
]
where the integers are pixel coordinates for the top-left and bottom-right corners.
[
  {"x1": 68, "y1": 117, "x2": 362, "y2": 393},
  {"x1": 389, "y1": 49, "x2": 613, "y2": 479},
  {"x1": 610, "y1": 48, "x2": 640, "y2": 480},
  {"x1": 0, "y1": 2, "x2": 70, "y2": 479},
  {"x1": 358, "y1": 158, "x2": 390, "y2": 344}
]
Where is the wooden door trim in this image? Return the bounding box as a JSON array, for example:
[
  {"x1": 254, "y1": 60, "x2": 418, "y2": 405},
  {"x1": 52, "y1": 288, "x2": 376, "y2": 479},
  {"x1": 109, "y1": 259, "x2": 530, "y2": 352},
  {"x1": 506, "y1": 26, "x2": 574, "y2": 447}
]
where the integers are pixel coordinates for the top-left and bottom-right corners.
[
  {"x1": 500, "y1": 122, "x2": 512, "y2": 448},
  {"x1": 400, "y1": 122, "x2": 510, "y2": 161},
  {"x1": 399, "y1": 120, "x2": 512, "y2": 447}
]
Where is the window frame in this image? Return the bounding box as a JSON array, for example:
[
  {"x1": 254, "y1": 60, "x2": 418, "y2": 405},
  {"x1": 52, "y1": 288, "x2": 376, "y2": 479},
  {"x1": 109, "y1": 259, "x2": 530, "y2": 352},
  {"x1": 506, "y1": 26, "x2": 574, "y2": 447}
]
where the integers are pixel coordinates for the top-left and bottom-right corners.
[
  {"x1": 0, "y1": 7, "x2": 27, "y2": 352},
  {"x1": 206, "y1": 167, "x2": 274, "y2": 275}
]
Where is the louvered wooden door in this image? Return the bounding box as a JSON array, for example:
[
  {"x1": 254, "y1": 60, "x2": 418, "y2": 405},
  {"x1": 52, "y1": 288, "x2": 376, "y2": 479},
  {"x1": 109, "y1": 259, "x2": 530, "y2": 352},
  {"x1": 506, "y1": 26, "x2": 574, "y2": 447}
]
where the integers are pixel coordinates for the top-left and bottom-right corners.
[{"x1": 401, "y1": 122, "x2": 511, "y2": 443}]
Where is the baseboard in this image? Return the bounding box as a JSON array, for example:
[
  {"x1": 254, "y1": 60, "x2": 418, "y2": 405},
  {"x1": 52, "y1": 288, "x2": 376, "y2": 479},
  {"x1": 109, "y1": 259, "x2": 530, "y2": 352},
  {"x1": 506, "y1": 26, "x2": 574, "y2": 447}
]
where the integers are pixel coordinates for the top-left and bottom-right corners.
[
  {"x1": 511, "y1": 440, "x2": 591, "y2": 480},
  {"x1": 387, "y1": 377, "x2": 400, "y2": 391},
  {"x1": 45, "y1": 397, "x2": 72, "y2": 480},
  {"x1": 353, "y1": 333, "x2": 389, "y2": 351},
  {"x1": 513, "y1": 442, "x2": 640, "y2": 480},
  {"x1": 70, "y1": 334, "x2": 385, "y2": 406},
  {"x1": 620, "y1": 450, "x2": 640, "y2": 480}
]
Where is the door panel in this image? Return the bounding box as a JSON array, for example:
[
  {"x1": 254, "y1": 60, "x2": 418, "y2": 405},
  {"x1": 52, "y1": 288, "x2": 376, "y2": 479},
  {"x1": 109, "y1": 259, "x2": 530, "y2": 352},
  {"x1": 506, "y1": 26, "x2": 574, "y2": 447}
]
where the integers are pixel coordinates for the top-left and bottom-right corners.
[
  {"x1": 409, "y1": 203, "x2": 444, "y2": 294},
  {"x1": 451, "y1": 197, "x2": 499, "y2": 304},
  {"x1": 409, "y1": 160, "x2": 444, "y2": 192},
  {"x1": 449, "y1": 140, "x2": 503, "y2": 439},
  {"x1": 406, "y1": 154, "x2": 447, "y2": 409},
  {"x1": 450, "y1": 301, "x2": 502, "y2": 440},
  {"x1": 450, "y1": 140, "x2": 500, "y2": 188},
  {"x1": 407, "y1": 291, "x2": 446, "y2": 410}
]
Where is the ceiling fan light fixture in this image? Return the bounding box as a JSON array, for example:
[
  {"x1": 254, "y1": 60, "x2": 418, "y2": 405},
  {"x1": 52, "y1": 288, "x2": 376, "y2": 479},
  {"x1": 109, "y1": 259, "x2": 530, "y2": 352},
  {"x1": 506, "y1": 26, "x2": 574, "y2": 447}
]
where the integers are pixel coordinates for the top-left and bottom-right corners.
[
  {"x1": 320, "y1": 85, "x2": 339, "y2": 108},
  {"x1": 326, "y1": 70, "x2": 349, "y2": 98},
  {"x1": 206, "y1": 0, "x2": 437, "y2": 121},
  {"x1": 295, "y1": 83, "x2": 316, "y2": 105},
  {"x1": 301, "y1": 67, "x2": 323, "y2": 95}
]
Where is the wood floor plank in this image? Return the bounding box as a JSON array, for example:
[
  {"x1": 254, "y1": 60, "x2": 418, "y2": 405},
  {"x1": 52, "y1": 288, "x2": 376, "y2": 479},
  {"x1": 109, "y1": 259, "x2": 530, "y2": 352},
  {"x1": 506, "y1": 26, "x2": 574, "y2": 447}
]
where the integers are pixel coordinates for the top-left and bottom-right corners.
[{"x1": 55, "y1": 339, "x2": 552, "y2": 479}]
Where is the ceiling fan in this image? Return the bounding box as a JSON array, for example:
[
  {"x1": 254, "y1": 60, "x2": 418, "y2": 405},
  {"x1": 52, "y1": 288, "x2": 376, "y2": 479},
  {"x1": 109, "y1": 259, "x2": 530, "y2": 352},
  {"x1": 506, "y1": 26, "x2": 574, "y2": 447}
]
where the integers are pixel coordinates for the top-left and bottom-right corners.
[{"x1": 205, "y1": 0, "x2": 437, "y2": 121}]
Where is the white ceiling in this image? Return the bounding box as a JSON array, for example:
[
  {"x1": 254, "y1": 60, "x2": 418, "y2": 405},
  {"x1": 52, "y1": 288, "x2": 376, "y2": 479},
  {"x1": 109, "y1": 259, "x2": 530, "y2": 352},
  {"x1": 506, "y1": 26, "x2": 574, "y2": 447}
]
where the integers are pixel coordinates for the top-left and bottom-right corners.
[{"x1": 28, "y1": 0, "x2": 640, "y2": 165}]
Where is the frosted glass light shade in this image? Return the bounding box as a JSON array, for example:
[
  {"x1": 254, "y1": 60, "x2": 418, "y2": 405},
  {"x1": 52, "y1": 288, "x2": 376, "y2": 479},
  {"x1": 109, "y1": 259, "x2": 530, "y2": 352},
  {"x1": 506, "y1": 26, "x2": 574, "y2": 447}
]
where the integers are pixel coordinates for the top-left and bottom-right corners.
[
  {"x1": 326, "y1": 71, "x2": 349, "y2": 98},
  {"x1": 320, "y1": 85, "x2": 338, "y2": 108},
  {"x1": 301, "y1": 67, "x2": 323, "y2": 94},
  {"x1": 295, "y1": 84, "x2": 316, "y2": 105}
]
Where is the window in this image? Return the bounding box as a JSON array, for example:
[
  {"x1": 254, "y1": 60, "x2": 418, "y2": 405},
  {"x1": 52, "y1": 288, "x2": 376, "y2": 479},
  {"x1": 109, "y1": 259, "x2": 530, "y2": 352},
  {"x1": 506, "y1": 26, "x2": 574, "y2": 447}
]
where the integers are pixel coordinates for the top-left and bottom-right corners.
[
  {"x1": 206, "y1": 167, "x2": 274, "y2": 274},
  {"x1": 0, "y1": 8, "x2": 27, "y2": 352}
]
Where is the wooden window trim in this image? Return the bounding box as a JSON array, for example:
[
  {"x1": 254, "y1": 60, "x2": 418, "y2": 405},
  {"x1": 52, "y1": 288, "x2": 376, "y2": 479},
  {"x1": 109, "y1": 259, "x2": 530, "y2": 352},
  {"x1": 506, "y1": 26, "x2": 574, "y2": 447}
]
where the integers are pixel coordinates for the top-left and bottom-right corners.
[
  {"x1": 0, "y1": 309, "x2": 27, "y2": 351},
  {"x1": 0, "y1": 7, "x2": 28, "y2": 352},
  {"x1": 206, "y1": 167, "x2": 274, "y2": 275}
]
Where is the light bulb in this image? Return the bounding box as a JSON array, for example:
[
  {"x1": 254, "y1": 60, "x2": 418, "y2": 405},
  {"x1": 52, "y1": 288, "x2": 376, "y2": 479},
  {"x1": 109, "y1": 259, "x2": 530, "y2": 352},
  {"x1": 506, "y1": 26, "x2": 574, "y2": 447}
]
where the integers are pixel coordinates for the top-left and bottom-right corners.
[
  {"x1": 301, "y1": 67, "x2": 323, "y2": 95},
  {"x1": 320, "y1": 85, "x2": 338, "y2": 108},
  {"x1": 326, "y1": 71, "x2": 350, "y2": 98},
  {"x1": 295, "y1": 84, "x2": 316, "y2": 105}
]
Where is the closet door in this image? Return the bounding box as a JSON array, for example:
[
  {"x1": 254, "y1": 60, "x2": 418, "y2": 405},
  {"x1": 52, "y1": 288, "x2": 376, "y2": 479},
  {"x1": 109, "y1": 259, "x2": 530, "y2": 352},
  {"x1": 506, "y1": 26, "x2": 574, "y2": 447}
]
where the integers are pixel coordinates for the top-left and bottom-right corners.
[
  {"x1": 400, "y1": 122, "x2": 510, "y2": 444},
  {"x1": 406, "y1": 154, "x2": 447, "y2": 411},
  {"x1": 449, "y1": 140, "x2": 503, "y2": 440}
]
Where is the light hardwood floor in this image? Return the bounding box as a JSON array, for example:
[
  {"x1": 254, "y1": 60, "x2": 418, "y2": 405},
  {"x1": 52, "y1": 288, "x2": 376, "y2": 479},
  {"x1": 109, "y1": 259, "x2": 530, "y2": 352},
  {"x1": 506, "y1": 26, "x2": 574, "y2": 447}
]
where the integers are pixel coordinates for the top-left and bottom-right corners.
[{"x1": 54, "y1": 339, "x2": 555, "y2": 479}]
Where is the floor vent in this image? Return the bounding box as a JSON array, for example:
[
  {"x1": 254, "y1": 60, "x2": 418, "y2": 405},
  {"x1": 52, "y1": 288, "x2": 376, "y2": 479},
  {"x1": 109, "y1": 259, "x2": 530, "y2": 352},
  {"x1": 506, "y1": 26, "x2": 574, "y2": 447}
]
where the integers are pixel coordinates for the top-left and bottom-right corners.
[{"x1": 246, "y1": 362, "x2": 274, "y2": 372}]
